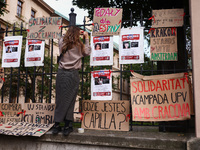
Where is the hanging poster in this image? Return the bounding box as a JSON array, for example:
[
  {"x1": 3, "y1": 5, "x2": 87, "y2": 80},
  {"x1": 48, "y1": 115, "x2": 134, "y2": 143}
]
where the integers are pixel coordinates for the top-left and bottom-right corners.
[
  {"x1": 119, "y1": 27, "x2": 144, "y2": 64},
  {"x1": 27, "y1": 17, "x2": 62, "y2": 39},
  {"x1": 2, "y1": 36, "x2": 23, "y2": 68},
  {"x1": 92, "y1": 8, "x2": 123, "y2": 36},
  {"x1": 151, "y1": 9, "x2": 184, "y2": 28},
  {"x1": 81, "y1": 100, "x2": 130, "y2": 131},
  {"x1": 24, "y1": 39, "x2": 45, "y2": 67},
  {"x1": 0, "y1": 122, "x2": 54, "y2": 137},
  {"x1": 130, "y1": 72, "x2": 192, "y2": 122},
  {"x1": 91, "y1": 70, "x2": 112, "y2": 100},
  {"x1": 150, "y1": 28, "x2": 177, "y2": 61},
  {"x1": 0, "y1": 103, "x2": 22, "y2": 124},
  {"x1": 23, "y1": 103, "x2": 55, "y2": 124},
  {"x1": 90, "y1": 36, "x2": 113, "y2": 66}
]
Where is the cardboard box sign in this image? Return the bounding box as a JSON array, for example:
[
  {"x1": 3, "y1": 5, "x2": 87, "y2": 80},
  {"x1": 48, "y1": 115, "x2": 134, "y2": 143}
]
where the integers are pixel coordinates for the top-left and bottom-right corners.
[
  {"x1": 0, "y1": 103, "x2": 22, "y2": 124},
  {"x1": 0, "y1": 122, "x2": 54, "y2": 137},
  {"x1": 23, "y1": 103, "x2": 55, "y2": 124},
  {"x1": 130, "y1": 72, "x2": 192, "y2": 122},
  {"x1": 27, "y1": 17, "x2": 62, "y2": 40},
  {"x1": 81, "y1": 100, "x2": 130, "y2": 131},
  {"x1": 150, "y1": 28, "x2": 178, "y2": 61},
  {"x1": 152, "y1": 9, "x2": 184, "y2": 28},
  {"x1": 92, "y1": 8, "x2": 123, "y2": 36}
]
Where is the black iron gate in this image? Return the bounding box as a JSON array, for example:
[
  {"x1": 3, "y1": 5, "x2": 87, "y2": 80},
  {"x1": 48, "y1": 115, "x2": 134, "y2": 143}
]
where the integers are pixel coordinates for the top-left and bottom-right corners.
[{"x1": 0, "y1": 4, "x2": 193, "y2": 132}]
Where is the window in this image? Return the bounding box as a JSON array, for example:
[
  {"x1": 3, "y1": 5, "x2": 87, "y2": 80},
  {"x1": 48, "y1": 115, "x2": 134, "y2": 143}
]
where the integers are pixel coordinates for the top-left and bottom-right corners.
[
  {"x1": 31, "y1": 9, "x2": 36, "y2": 18},
  {"x1": 17, "y1": 0, "x2": 22, "y2": 17}
]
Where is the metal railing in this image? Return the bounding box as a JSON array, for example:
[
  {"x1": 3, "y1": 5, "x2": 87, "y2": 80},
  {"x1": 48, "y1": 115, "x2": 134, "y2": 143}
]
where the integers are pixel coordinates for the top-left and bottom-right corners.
[{"x1": 0, "y1": 7, "x2": 193, "y2": 132}]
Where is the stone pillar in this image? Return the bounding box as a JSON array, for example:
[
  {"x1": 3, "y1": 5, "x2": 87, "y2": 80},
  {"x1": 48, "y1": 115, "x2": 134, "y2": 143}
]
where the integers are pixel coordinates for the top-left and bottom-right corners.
[{"x1": 190, "y1": 0, "x2": 200, "y2": 138}]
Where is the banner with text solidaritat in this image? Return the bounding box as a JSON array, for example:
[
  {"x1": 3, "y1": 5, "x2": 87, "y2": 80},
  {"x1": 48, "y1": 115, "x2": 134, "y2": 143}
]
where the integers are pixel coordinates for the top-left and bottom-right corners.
[{"x1": 130, "y1": 72, "x2": 192, "y2": 122}]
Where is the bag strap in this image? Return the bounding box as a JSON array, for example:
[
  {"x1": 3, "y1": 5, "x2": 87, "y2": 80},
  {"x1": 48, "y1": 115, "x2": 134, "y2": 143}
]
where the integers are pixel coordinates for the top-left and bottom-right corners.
[{"x1": 58, "y1": 48, "x2": 68, "y2": 63}]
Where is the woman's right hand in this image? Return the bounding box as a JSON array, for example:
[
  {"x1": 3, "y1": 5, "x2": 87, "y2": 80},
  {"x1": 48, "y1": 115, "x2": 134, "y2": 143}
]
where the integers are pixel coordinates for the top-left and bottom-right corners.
[{"x1": 83, "y1": 31, "x2": 89, "y2": 39}]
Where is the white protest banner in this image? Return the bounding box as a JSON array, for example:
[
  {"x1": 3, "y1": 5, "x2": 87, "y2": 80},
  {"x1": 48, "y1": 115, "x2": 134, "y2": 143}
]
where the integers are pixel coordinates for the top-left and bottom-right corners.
[
  {"x1": 150, "y1": 28, "x2": 178, "y2": 61},
  {"x1": 27, "y1": 17, "x2": 62, "y2": 39},
  {"x1": 119, "y1": 27, "x2": 144, "y2": 64},
  {"x1": 23, "y1": 103, "x2": 55, "y2": 124},
  {"x1": 151, "y1": 9, "x2": 184, "y2": 28},
  {"x1": 0, "y1": 122, "x2": 54, "y2": 137},
  {"x1": 91, "y1": 70, "x2": 112, "y2": 100},
  {"x1": 92, "y1": 8, "x2": 123, "y2": 36},
  {"x1": 130, "y1": 72, "x2": 192, "y2": 121},
  {"x1": 0, "y1": 103, "x2": 22, "y2": 124},
  {"x1": 24, "y1": 39, "x2": 45, "y2": 67},
  {"x1": 90, "y1": 36, "x2": 113, "y2": 66},
  {"x1": 2, "y1": 36, "x2": 23, "y2": 68},
  {"x1": 81, "y1": 100, "x2": 130, "y2": 131}
]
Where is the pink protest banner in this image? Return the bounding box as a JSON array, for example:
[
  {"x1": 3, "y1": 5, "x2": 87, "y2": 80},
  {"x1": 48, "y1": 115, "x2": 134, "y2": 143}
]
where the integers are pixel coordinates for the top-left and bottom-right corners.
[
  {"x1": 130, "y1": 72, "x2": 192, "y2": 122},
  {"x1": 92, "y1": 8, "x2": 123, "y2": 36}
]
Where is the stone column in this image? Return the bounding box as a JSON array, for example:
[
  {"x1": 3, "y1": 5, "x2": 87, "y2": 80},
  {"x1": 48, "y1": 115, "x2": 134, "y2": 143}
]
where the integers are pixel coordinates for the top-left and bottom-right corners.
[{"x1": 190, "y1": 0, "x2": 200, "y2": 138}]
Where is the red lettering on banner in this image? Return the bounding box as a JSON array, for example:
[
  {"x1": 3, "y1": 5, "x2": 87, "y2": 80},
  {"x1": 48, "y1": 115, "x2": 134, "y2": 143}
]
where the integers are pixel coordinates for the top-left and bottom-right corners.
[
  {"x1": 131, "y1": 78, "x2": 187, "y2": 93},
  {"x1": 95, "y1": 8, "x2": 121, "y2": 17},
  {"x1": 4, "y1": 59, "x2": 18, "y2": 62},
  {"x1": 4, "y1": 40, "x2": 19, "y2": 46},
  {"x1": 121, "y1": 55, "x2": 139, "y2": 60},
  {"x1": 122, "y1": 34, "x2": 140, "y2": 41},
  {"x1": 28, "y1": 40, "x2": 42, "y2": 45},
  {"x1": 152, "y1": 106, "x2": 158, "y2": 119},
  {"x1": 93, "y1": 92, "x2": 111, "y2": 96},
  {"x1": 93, "y1": 56, "x2": 110, "y2": 61},
  {"x1": 133, "y1": 103, "x2": 190, "y2": 120},
  {"x1": 175, "y1": 79, "x2": 181, "y2": 90},
  {"x1": 27, "y1": 57, "x2": 41, "y2": 61},
  {"x1": 93, "y1": 36, "x2": 110, "y2": 43}
]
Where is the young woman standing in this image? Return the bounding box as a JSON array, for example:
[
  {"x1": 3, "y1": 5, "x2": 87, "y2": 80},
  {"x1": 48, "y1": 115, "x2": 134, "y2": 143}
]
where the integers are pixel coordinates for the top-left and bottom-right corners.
[{"x1": 52, "y1": 26, "x2": 91, "y2": 136}]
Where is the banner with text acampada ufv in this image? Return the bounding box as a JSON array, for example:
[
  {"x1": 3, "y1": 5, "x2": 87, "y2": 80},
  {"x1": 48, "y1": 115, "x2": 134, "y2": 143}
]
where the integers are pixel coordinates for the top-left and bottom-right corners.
[{"x1": 130, "y1": 72, "x2": 193, "y2": 121}]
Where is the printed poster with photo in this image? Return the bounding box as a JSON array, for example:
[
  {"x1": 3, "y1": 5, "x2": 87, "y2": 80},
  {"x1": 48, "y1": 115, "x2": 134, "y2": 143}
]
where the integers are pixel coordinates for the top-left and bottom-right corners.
[
  {"x1": 90, "y1": 36, "x2": 113, "y2": 66},
  {"x1": 91, "y1": 70, "x2": 112, "y2": 100},
  {"x1": 2, "y1": 36, "x2": 23, "y2": 68},
  {"x1": 119, "y1": 27, "x2": 144, "y2": 64},
  {"x1": 24, "y1": 39, "x2": 45, "y2": 67}
]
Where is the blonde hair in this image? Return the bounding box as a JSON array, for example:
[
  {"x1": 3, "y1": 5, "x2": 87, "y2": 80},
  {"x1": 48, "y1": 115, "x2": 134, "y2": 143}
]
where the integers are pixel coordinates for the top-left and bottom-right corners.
[{"x1": 62, "y1": 26, "x2": 84, "y2": 54}]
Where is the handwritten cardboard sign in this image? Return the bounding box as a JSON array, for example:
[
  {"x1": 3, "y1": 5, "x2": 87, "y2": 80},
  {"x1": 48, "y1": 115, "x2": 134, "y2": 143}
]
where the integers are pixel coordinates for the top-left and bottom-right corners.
[
  {"x1": 152, "y1": 9, "x2": 184, "y2": 28},
  {"x1": 92, "y1": 8, "x2": 123, "y2": 36},
  {"x1": 150, "y1": 28, "x2": 177, "y2": 61},
  {"x1": 23, "y1": 103, "x2": 55, "y2": 124},
  {"x1": 0, "y1": 122, "x2": 54, "y2": 137},
  {"x1": 0, "y1": 103, "x2": 22, "y2": 124},
  {"x1": 27, "y1": 17, "x2": 62, "y2": 39},
  {"x1": 131, "y1": 72, "x2": 192, "y2": 121},
  {"x1": 81, "y1": 100, "x2": 130, "y2": 131}
]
